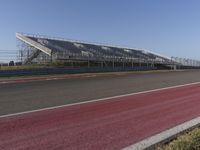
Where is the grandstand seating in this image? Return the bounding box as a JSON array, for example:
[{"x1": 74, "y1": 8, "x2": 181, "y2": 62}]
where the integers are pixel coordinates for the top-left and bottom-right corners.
[{"x1": 16, "y1": 33, "x2": 172, "y2": 65}]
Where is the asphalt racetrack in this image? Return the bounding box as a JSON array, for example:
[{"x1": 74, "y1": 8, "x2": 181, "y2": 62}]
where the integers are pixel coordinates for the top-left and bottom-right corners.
[
  {"x1": 1, "y1": 70, "x2": 200, "y2": 116},
  {"x1": 1, "y1": 70, "x2": 200, "y2": 149}
]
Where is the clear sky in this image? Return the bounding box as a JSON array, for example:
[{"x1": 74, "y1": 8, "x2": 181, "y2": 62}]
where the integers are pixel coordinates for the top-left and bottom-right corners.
[{"x1": 1, "y1": 0, "x2": 200, "y2": 60}]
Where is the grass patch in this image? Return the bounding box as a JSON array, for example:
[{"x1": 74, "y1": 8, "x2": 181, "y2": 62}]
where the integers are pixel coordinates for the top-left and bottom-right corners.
[
  {"x1": 157, "y1": 128, "x2": 200, "y2": 150},
  {"x1": 0, "y1": 64, "x2": 47, "y2": 70}
]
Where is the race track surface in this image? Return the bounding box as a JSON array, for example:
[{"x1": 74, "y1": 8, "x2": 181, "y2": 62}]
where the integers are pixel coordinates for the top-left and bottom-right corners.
[
  {"x1": 1, "y1": 82, "x2": 200, "y2": 150},
  {"x1": 1, "y1": 70, "x2": 200, "y2": 116},
  {"x1": 0, "y1": 70, "x2": 200, "y2": 115}
]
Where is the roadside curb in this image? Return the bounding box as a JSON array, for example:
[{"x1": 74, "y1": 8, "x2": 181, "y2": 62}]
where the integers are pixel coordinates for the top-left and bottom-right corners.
[{"x1": 123, "y1": 117, "x2": 200, "y2": 150}]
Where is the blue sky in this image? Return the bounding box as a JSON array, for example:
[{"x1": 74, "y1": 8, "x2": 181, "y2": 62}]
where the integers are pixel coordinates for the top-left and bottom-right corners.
[{"x1": 1, "y1": 0, "x2": 200, "y2": 60}]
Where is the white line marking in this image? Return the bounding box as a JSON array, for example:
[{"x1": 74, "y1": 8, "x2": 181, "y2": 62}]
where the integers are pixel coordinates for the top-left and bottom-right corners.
[
  {"x1": 1, "y1": 81, "x2": 200, "y2": 119},
  {"x1": 123, "y1": 116, "x2": 200, "y2": 150}
]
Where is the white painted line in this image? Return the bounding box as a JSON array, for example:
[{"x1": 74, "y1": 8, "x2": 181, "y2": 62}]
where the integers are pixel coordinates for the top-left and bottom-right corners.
[
  {"x1": 1, "y1": 81, "x2": 200, "y2": 119},
  {"x1": 123, "y1": 116, "x2": 200, "y2": 150}
]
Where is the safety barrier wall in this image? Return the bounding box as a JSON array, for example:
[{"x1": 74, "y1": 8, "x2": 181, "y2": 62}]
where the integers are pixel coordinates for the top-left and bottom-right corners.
[{"x1": 0, "y1": 66, "x2": 157, "y2": 77}]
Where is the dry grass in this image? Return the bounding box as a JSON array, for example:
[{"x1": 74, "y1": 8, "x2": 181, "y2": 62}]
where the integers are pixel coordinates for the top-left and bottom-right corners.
[{"x1": 157, "y1": 128, "x2": 200, "y2": 150}]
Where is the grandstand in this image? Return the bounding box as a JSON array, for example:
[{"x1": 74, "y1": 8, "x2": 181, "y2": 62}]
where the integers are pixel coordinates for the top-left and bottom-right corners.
[{"x1": 16, "y1": 32, "x2": 175, "y2": 70}]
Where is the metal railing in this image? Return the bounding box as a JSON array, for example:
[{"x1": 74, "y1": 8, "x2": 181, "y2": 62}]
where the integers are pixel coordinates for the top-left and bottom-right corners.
[{"x1": 171, "y1": 57, "x2": 200, "y2": 67}]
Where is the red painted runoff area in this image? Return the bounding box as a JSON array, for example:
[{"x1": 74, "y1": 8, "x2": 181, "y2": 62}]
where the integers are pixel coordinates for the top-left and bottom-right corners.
[{"x1": 1, "y1": 84, "x2": 200, "y2": 150}]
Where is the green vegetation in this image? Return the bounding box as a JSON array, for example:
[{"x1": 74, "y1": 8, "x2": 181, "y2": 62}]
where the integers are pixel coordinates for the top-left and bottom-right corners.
[
  {"x1": 157, "y1": 128, "x2": 200, "y2": 150},
  {"x1": 0, "y1": 61, "x2": 102, "y2": 70},
  {"x1": 0, "y1": 64, "x2": 47, "y2": 70}
]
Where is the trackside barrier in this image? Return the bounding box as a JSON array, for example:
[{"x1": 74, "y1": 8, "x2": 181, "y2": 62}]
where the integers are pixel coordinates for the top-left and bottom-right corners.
[{"x1": 0, "y1": 66, "x2": 157, "y2": 77}]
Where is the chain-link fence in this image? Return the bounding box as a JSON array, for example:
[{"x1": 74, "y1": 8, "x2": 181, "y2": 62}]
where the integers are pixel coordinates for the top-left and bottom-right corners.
[{"x1": 0, "y1": 50, "x2": 18, "y2": 66}]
